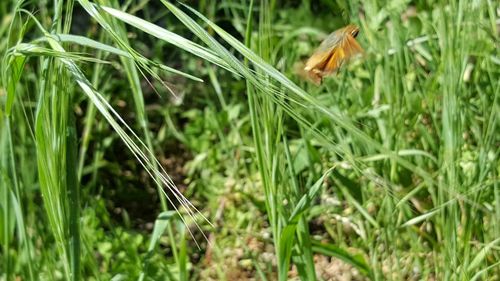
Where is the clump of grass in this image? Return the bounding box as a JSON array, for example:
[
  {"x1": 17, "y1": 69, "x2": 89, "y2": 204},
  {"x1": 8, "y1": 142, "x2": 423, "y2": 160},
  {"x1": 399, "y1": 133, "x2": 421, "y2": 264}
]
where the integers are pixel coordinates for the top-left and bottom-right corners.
[{"x1": 1, "y1": 0, "x2": 498, "y2": 280}]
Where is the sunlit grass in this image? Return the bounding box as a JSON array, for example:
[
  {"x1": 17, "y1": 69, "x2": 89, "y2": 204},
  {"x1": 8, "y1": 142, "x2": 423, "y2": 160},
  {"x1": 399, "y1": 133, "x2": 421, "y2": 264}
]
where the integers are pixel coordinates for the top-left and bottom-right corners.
[{"x1": 1, "y1": 0, "x2": 498, "y2": 280}]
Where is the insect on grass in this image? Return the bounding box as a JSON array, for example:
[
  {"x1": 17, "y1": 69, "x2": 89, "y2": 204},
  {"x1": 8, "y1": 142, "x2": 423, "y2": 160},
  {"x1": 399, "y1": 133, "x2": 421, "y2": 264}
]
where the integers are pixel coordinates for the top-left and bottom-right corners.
[{"x1": 304, "y1": 24, "x2": 363, "y2": 85}]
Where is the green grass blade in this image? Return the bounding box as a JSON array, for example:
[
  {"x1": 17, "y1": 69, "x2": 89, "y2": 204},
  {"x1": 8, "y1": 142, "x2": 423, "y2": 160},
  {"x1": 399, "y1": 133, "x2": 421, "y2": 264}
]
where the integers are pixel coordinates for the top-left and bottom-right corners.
[{"x1": 311, "y1": 240, "x2": 372, "y2": 278}]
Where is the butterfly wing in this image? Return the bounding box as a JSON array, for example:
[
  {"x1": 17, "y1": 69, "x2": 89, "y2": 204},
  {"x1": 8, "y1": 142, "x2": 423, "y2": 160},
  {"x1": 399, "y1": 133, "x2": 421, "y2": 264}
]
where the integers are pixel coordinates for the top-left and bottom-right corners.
[
  {"x1": 304, "y1": 48, "x2": 334, "y2": 84},
  {"x1": 323, "y1": 34, "x2": 363, "y2": 74},
  {"x1": 304, "y1": 29, "x2": 344, "y2": 71},
  {"x1": 304, "y1": 48, "x2": 333, "y2": 72},
  {"x1": 323, "y1": 46, "x2": 345, "y2": 75},
  {"x1": 304, "y1": 31, "x2": 344, "y2": 84},
  {"x1": 343, "y1": 34, "x2": 363, "y2": 56},
  {"x1": 303, "y1": 26, "x2": 363, "y2": 84}
]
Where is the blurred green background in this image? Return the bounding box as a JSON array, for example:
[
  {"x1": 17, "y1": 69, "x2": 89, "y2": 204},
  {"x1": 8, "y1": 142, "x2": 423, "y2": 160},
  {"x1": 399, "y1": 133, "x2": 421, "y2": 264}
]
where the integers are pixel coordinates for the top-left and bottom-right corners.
[{"x1": 0, "y1": 0, "x2": 498, "y2": 280}]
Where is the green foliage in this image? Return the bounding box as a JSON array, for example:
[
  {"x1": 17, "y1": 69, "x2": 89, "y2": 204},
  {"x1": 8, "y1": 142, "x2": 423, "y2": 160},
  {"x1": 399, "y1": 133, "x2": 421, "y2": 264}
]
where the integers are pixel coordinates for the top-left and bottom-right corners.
[{"x1": 0, "y1": 0, "x2": 498, "y2": 280}]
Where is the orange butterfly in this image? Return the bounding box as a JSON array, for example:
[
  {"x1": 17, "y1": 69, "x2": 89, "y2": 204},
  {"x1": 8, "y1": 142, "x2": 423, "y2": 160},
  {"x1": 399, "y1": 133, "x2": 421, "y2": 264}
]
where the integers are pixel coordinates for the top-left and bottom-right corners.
[{"x1": 304, "y1": 24, "x2": 363, "y2": 85}]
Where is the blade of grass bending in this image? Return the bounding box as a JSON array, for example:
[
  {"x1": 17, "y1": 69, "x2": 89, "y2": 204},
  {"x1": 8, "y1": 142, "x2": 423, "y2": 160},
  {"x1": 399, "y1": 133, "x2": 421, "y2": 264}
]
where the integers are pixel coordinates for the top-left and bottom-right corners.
[
  {"x1": 467, "y1": 237, "x2": 500, "y2": 273},
  {"x1": 4, "y1": 55, "x2": 25, "y2": 116},
  {"x1": 101, "y1": 3, "x2": 184, "y2": 276},
  {"x1": 77, "y1": 0, "x2": 202, "y2": 87},
  {"x1": 10, "y1": 42, "x2": 111, "y2": 64},
  {"x1": 99, "y1": 5, "x2": 235, "y2": 75},
  {"x1": 401, "y1": 209, "x2": 440, "y2": 227},
  {"x1": 311, "y1": 240, "x2": 372, "y2": 278},
  {"x1": 139, "y1": 211, "x2": 176, "y2": 281},
  {"x1": 470, "y1": 261, "x2": 500, "y2": 281},
  {"x1": 276, "y1": 167, "x2": 334, "y2": 279},
  {"x1": 38, "y1": 33, "x2": 210, "y2": 243},
  {"x1": 178, "y1": 2, "x2": 437, "y2": 187},
  {"x1": 163, "y1": 5, "x2": 460, "y2": 234},
  {"x1": 288, "y1": 167, "x2": 335, "y2": 224},
  {"x1": 51, "y1": 34, "x2": 131, "y2": 58}
]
